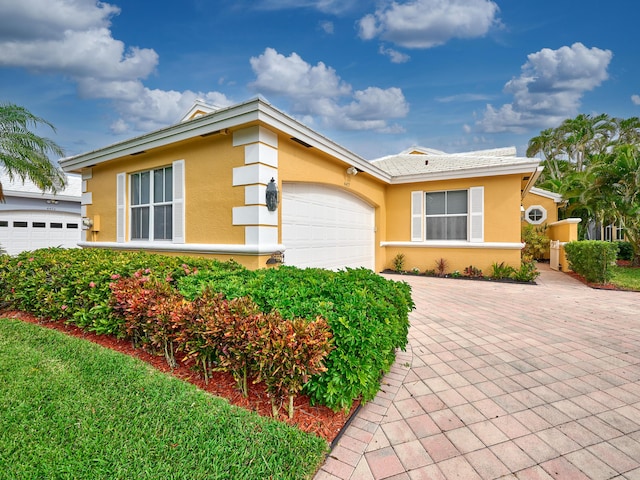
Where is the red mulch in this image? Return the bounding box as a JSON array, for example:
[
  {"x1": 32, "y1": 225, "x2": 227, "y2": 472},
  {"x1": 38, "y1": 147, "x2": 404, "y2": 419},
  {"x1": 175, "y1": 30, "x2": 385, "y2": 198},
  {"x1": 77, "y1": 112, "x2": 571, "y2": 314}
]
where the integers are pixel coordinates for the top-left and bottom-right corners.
[
  {"x1": 565, "y1": 261, "x2": 640, "y2": 291},
  {"x1": 1, "y1": 310, "x2": 357, "y2": 443}
]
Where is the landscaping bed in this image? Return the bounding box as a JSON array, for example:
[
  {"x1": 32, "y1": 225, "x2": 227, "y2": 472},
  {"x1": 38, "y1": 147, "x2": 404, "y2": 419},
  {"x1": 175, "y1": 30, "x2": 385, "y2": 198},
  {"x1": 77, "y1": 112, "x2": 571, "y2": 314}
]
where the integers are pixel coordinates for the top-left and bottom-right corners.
[
  {"x1": 0, "y1": 317, "x2": 329, "y2": 479},
  {"x1": 0, "y1": 248, "x2": 413, "y2": 439},
  {"x1": 2, "y1": 309, "x2": 355, "y2": 442}
]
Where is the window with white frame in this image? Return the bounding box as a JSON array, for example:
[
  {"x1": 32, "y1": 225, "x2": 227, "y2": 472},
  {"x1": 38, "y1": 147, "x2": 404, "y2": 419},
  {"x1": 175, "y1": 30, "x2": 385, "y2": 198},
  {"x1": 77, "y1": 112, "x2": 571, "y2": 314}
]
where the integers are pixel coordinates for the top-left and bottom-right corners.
[
  {"x1": 604, "y1": 224, "x2": 624, "y2": 242},
  {"x1": 525, "y1": 205, "x2": 547, "y2": 225},
  {"x1": 130, "y1": 166, "x2": 173, "y2": 240},
  {"x1": 425, "y1": 190, "x2": 468, "y2": 240},
  {"x1": 411, "y1": 187, "x2": 483, "y2": 243}
]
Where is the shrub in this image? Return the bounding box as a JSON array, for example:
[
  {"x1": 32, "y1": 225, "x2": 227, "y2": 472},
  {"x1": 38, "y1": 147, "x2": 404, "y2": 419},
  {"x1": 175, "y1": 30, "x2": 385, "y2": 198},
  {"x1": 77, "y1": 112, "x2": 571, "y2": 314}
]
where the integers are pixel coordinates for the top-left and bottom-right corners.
[
  {"x1": 511, "y1": 258, "x2": 540, "y2": 282},
  {"x1": 392, "y1": 253, "x2": 406, "y2": 272},
  {"x1": 617, "y1": 241, "x2": 634, "y2": 261},
  {"x1": 490, "y1": 262, "x2": 515, "y2": 280},
  {"x1": 564, "y1": 240, "x2": 618, "y2": 283},
  {"x1": 463, "y1": 265, "x2": 483, "y2": 278},
  {"x1": 522, "y1": 224, "x2": 550, "y2": 260},
  {"x1": 1, "y1": 248, "x2": 411, "y2": 413},
  {"x1": 434, "y1": 258, "x2": 448, "y2": 277},
  {"x1": 254, "y1": 315, "x2": 333, "y2": 418},
  {"x1": 236, "y1": 266, "x2": 414, "y2": 411}
]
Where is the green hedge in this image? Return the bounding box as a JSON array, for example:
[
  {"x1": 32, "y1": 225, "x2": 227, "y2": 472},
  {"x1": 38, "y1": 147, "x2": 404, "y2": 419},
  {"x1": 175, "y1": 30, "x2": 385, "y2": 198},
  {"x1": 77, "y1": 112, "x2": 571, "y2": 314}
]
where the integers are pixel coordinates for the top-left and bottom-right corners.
[
  {"x1": 564, "y1": 240, "x2": 618, "y2": 283},
  {"x1": 0, "y1": 248, "x2": 413, "y2": 412}
]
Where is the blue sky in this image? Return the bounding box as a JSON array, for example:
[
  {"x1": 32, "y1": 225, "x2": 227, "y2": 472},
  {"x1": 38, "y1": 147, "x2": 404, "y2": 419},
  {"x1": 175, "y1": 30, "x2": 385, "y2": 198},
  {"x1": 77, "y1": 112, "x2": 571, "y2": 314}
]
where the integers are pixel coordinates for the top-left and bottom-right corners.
[{"x1": 1, "y1": 0, "x2": 638, "y2": 160}]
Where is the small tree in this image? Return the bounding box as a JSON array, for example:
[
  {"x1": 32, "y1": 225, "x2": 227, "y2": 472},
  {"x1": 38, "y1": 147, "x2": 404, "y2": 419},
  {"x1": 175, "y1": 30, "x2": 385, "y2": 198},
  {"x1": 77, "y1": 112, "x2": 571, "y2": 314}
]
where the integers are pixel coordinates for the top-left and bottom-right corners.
[{"x1": 522, "y1": 224, "x2": 550, "y2": 260}]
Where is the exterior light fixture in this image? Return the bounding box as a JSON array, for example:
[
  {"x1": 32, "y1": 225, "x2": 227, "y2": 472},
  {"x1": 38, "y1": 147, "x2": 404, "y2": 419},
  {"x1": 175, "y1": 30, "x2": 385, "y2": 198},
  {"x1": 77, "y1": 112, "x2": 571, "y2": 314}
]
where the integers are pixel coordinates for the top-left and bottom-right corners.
[
  {"x1": 346, "y1": 166, "x2": 358, "y2": 176},
  {"x1": 266, "y1": 178, "x2": 279, "y2": 212}
]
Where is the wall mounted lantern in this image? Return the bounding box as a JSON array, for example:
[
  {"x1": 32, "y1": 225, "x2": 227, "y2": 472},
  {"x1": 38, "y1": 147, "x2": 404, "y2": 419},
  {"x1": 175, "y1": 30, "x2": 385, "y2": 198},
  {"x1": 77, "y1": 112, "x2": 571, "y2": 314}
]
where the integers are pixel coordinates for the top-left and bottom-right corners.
[{"x1": 266, "y1": 177, "x2": 279, "y2": 211}]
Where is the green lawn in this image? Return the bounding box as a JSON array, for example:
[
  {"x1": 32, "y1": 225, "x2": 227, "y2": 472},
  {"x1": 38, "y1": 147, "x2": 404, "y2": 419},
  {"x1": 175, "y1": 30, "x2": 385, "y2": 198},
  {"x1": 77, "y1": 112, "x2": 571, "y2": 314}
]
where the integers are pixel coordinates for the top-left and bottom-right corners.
[
  {"x1": 0, "y1": 318, "x2": 328, "y2": 480},
  {"x1": 610, "y1": 265, "x2": 640, "y2": 291}
]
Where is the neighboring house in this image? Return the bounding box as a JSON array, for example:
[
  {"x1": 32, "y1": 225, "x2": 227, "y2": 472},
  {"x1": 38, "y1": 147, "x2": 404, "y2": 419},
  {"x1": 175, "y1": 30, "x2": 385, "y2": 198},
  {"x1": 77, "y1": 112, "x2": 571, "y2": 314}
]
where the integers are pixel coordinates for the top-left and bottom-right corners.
[
  {"x1": 0, "y1": 171, "x2": 82, "y2": 255},
  {"x1": 59, "y1": 98, "x2": 543, "y2": 273}
]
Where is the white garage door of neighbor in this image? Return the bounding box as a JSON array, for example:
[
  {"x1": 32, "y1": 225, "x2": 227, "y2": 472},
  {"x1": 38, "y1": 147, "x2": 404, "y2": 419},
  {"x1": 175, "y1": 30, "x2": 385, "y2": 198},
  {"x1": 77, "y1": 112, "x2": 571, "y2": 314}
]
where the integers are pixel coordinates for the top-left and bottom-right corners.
[
  {"x1": 282, "y1": 183, "x2": 375, "y2": 270},
  {"x1": 0, "y1": 211, "x2": 81, "y2": 256}
]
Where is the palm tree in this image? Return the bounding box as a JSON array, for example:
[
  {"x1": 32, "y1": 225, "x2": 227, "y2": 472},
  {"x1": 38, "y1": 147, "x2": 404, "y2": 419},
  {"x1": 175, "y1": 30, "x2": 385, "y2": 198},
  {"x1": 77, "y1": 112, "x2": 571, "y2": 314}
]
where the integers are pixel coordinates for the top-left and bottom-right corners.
[
  {"x1": 615, "y1": 116, "x2": 640, "y2": 146},
  {"x1": 557, "y1": 113, "x2": 614, "y2": 171},
  {"x1": 584, "y1": 145, "x2": 640, "y2": 263},
  {"x1": 0, "y1": 103, "x2": 66, "y2": 201}
]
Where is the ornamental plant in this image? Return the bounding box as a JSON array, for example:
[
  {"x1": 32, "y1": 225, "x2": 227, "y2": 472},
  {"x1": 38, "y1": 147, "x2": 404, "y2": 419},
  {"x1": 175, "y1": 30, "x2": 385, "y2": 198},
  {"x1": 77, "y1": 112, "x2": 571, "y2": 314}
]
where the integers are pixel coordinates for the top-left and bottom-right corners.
[{"x1": 254, "y1": 315, "x2": 333, "y2": 418}]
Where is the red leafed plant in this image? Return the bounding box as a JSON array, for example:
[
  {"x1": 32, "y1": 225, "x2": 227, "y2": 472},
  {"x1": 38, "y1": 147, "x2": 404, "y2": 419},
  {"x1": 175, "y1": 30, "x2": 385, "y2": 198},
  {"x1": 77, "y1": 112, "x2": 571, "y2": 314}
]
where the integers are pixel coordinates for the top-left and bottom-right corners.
[
  {"x1": 254, "y1": 314, "x2": 333, "y2": 418},
  {"x1": 109, "y1": 272, "x2": 334, "y2": 416},
  {"x1": 109, "y1": 270, "x2": 182, "y2": 367}
]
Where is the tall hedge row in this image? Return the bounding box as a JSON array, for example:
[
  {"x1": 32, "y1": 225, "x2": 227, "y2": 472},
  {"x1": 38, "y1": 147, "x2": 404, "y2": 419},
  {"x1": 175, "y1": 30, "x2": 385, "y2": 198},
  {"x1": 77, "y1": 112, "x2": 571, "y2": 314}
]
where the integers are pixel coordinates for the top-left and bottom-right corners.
[
  {"x1": 0, "y1": 248, "x2": 414, "y2": 411},
  {"x1": 564, "y1": 240, "x2": 618, "y2": 283}
]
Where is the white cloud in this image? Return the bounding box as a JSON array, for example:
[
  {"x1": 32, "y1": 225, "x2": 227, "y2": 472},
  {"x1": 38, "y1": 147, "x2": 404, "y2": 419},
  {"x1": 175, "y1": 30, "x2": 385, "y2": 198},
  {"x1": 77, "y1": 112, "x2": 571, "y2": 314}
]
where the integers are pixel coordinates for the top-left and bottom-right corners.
[
  {"x1": 358, "y1": 0, "x2": 499, "y2": 49},
  {"x1": 0, "y1": 0, "x2": 232, "y2": 133},
  {"x1": 436, "y1": 93, "x2": 492, "y2": 103},
  {"x1": 251, "y1": 0, "x2": 361, "y2": 15},
  {"x1": 0, "y1": 0, "x2": 120, "y2": 40},
  {"x1": 477, "y1": 43, "x2": 613, "y2": 133},
  {"x1": 250, "y1": 48, "x2": 408, "y2": 132},
  {"x1": 632, "y1": 94, "x2": 640, "y2": 106},
  {"x1": 319, "y1": 20, "x2": 334, "y2": 34},
  {"x1": 379, "y1": 46, "x2": 410, "y2": 64}
]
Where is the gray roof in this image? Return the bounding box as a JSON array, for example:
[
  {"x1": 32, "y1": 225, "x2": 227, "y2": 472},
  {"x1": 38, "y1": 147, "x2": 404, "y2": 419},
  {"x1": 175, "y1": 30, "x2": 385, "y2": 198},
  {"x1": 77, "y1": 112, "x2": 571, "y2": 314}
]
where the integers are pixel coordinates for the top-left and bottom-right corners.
[
  {"x1": 371, "y1": 147, "x2": 539, "y2": 181},
  {"x1": 0, "y1": 170, "x2": 82, "y2": 200}
]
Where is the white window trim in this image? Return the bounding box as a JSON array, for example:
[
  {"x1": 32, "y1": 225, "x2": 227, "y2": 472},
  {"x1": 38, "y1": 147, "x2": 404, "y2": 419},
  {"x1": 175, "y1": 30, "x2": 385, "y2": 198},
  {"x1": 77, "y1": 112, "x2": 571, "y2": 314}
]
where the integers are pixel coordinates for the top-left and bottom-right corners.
[
  {"x1": 116, "y1": 160, "x2": 185, "y2": 244},
  {"x1": 525, "y1": 205, "x2": 547, "y2": 225},
  {"x1": 411, "y1": 187, "x2": 483, "y2": 243}
]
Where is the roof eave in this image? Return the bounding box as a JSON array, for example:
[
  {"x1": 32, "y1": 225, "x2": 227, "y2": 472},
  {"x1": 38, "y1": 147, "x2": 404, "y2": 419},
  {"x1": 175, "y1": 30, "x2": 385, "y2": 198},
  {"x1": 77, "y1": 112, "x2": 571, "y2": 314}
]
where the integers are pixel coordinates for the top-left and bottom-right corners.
[
  {"x1": 387, "y1": 160, "x2": 542, "y2": 184},
  {"x1": 59, "y1": 98, "x2": 392, "y2": 183}
]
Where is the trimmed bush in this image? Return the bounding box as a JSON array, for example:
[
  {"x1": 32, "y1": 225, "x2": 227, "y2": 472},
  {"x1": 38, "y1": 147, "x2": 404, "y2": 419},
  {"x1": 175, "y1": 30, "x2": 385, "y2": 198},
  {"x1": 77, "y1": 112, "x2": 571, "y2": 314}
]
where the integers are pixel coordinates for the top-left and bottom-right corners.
[
  {"x1": 180, "y1": 265, "x2": 414, "y2": 411},
  {"x1": 617, "y1": 241, "x2": 634, "y2": 261},
  {"x1": 1, "y1": 248, "x2": 413, "y2": 412},
  {"x1": 564, "y1": 240, "x2": 618, "y2": 283}
]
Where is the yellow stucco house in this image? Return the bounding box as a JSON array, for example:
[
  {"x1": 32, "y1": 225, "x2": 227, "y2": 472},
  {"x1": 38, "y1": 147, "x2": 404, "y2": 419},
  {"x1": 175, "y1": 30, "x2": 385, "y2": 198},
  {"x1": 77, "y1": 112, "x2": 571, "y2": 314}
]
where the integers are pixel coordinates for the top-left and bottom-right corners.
[{"x1": 60, "y1": 98, "x2": 545, "y2": 273}]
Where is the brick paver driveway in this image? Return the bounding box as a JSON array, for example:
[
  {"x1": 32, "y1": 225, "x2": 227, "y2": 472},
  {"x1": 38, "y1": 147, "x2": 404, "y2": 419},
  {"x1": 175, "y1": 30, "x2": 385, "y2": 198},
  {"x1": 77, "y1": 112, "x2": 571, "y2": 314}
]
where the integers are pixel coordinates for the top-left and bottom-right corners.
[{"x1": 315, "y1": 265, "x2": 640, "y2": 480}]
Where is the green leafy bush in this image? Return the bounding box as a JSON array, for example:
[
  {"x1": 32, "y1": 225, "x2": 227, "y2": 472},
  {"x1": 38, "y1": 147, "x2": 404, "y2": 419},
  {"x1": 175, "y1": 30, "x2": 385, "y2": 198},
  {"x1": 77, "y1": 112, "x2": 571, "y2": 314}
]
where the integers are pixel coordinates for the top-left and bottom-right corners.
[
  {"x1": 511, "y1": 258, "x2": 540, "y2": 282},
  {"x1": 489, "y1": 262, "x2": 516, "y2": 279},
  {"x1": 522, "y1": 224, "x2": 550, "y2": 260},
  {"x1": 617, "y1": 241, "x2": 634, "y2": 261},
  {"x1": 1, "y1": 248, "x2": 412, "y2": 413},
  {"x1": 392, "y1": 253, "x2": 406, "y2": 272},
  {"x1": 564, "y1": 240, "x2": 619, "y2": 283}
]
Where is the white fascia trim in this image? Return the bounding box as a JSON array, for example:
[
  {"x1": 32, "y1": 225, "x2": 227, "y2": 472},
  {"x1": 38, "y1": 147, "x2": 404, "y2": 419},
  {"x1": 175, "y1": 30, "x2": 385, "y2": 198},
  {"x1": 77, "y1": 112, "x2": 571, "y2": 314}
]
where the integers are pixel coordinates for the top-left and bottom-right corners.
[
  {"x1": 380, "y1": 241, "x2": 525, "y2": 250},
  {"x1": 530, "y1": 187, "x2": 565, "y2": 203},
  {"x1": 77, "y1": 241, "x2": 286, "y2": 255},
  {"x1": 59, "y1": 98, "x2": 391, "y2": 182},
  {"x1": 549, "y1": 218, "x2": 582, "y2": 226},
  {"x1": 388, "y1": 161, "x2": 541, "y2": 184},
  {"x1": 3, "y1": 191, "x2": 81, "y2": 202}
]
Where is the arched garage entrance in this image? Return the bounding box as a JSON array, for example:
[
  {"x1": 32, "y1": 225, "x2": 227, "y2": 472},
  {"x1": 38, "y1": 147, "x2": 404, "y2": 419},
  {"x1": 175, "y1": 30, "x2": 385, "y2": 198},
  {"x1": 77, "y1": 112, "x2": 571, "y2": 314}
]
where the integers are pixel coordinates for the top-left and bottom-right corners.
[{"x1": 282, "y1": 183, "x2": 375, "y2": 270}]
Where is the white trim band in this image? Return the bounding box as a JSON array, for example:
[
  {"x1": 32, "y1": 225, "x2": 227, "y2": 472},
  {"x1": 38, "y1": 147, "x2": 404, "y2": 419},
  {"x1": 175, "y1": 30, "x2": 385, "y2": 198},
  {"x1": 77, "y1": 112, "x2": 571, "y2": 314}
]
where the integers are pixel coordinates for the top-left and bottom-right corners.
[
  {"x1": 381, "y1": 241, "x2": 525, "y2": 250},
  {"x1": 77, "y1": 241, "x2": 285, "y2": 255}
]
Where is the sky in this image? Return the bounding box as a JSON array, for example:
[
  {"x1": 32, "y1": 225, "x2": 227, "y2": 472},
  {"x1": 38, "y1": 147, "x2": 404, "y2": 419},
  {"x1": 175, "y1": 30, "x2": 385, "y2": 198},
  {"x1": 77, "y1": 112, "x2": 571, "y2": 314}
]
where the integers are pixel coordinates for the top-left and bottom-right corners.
[{"x1": 1, "y1": 0, "x2": 638, "y2": 161}]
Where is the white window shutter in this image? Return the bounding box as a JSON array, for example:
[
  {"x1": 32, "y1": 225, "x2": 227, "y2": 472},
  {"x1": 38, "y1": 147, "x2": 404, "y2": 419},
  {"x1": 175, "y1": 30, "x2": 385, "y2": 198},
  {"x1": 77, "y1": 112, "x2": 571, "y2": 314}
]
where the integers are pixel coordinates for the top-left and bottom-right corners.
[
  {"x1": 411, "y1": 191, "x2": 424, "y2": 241},
  {"x1": 469, "y1": 186, "x2": 484, "y2": 242},
  {"x1": 172, "y1": 159, "x2": 185, "y2": 244},
  {"x1": 116, "y1": 172, "x2": 126, "y2": 243}
]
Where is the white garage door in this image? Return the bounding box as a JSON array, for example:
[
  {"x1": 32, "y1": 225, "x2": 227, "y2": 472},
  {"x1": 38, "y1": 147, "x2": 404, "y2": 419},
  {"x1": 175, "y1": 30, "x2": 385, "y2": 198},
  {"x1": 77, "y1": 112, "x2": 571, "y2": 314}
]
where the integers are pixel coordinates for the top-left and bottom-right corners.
[
  {"x1": 282, "y1": 183, "x2": 375, "y2": 270},
  {"x1": 0, "y1": 211, "x2": 81, "y2": 256}
]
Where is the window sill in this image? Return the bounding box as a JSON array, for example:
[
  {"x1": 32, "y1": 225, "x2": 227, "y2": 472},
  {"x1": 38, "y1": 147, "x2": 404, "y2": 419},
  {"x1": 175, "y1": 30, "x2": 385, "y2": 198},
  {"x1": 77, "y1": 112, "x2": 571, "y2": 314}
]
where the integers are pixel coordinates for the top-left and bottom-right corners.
[{"x1": 380, "y1": 241, "x2": 524, "y2": 250}]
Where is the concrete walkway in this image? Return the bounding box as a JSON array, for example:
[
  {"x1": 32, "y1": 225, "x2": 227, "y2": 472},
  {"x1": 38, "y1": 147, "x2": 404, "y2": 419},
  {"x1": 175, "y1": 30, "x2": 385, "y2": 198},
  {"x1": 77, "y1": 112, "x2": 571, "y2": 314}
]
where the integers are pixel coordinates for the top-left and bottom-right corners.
[{"x1": 315, "y1": 265, "x2": 640, "y2": 479}]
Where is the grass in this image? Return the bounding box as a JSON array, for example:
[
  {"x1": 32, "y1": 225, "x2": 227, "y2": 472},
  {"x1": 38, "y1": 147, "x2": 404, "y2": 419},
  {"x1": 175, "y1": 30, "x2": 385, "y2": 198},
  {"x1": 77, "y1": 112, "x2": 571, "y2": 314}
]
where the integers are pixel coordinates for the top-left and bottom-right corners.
[
  {"x1": 610, "y1": 265, "x2": 640, "y2": 291},
  {"x1": 0, "y1": 318, "x2": 328, "y2": 480}
]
